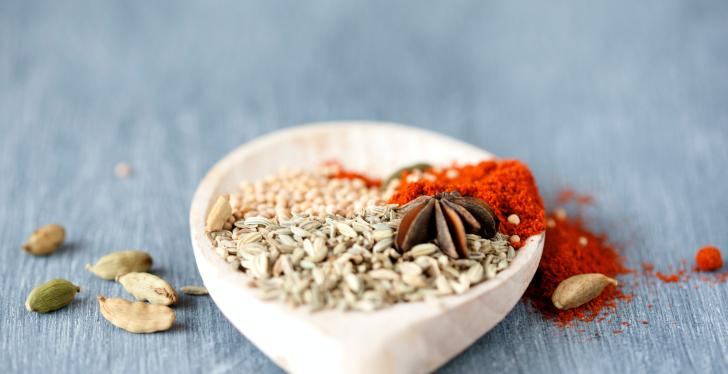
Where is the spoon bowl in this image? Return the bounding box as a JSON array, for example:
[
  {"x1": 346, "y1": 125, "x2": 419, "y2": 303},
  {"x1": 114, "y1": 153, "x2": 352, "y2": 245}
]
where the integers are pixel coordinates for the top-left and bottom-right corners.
[{"x1": 190, "y1": 121, "x2": 544, "y2": 374}]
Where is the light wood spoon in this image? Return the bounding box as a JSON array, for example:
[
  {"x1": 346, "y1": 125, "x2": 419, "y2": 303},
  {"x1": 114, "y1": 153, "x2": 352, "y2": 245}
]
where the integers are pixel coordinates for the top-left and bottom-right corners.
[{"x1": 189, "y1": 121, "x2": 545, "y2": 374}]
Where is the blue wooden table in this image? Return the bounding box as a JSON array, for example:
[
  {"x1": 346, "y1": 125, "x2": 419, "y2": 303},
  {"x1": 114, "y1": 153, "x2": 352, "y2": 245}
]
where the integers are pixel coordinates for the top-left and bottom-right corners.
[{"x1": 1, "y1": 1, "x2": 727, "y2": 373}]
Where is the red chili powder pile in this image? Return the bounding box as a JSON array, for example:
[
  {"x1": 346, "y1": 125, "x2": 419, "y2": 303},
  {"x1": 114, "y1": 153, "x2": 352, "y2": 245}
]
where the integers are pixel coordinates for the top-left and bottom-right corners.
[
  {"x1": 695, "y1": 246, "x2": 723, "y2": 272},
  {"x1": 388, "y1": 160, "x2": 545, "y2": 248},
  {"x1": 524, "y1": 211, "x2": 631, "y2": 326},
  {"x1": 389, "y1": 161, "x2": 631, "y2": 326}
]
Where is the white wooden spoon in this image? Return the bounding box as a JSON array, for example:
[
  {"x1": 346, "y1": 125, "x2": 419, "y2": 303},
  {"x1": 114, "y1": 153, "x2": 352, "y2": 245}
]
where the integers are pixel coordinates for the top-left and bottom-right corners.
[{"x1": 189, "y1": 121, "x2": 545, "y2": 374}]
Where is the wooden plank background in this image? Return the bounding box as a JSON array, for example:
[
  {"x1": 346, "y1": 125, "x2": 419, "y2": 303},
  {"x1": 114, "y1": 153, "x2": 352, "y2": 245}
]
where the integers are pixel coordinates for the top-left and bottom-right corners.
[{"x1": 1, "y1": 1, "x2": 726, "y2": 373}]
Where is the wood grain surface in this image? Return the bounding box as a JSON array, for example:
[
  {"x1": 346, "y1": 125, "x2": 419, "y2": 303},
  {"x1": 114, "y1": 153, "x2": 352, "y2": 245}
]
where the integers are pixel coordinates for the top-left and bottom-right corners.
[{"x1": 1, "y1": 1, "x2": 726, "y2": 373}]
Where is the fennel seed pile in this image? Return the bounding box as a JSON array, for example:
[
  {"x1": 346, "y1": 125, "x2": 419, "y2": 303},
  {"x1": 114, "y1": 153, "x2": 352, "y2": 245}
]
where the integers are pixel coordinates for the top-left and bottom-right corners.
[{"x1": 209, "y1": 204, "x2": 516, "y2": 312}]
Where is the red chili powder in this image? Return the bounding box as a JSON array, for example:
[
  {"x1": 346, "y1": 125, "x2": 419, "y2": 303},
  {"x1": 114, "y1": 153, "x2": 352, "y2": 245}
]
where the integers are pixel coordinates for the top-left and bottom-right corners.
[
  {"x1": 695, "y1": 246, "x2": 723, "y2": 272},
  {"x1": 524, "y1": 211, "x2": 631, "y2": 326},
  {"x1": 323, "y1": 161, "x2": 382, "y2": 188},
  {"x1": 388, "y1": 160, "x2": 545, "y2": 248},
  {"x1": 655, "y1": 271, "x2": 686, "y2": 283}
]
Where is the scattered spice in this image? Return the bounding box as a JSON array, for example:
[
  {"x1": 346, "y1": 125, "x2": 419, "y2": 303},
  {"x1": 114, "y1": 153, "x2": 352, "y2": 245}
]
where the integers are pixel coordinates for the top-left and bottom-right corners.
[
  {"x1": 695, "y1": 246, "x2": 723, "y2": 272},
  {"x1": 85, "y1": 250, "x2": 153, "y2": 280},
  {"x1": 22, "y1": 224, "x2": 66, "y2": 256},
  {"x1": 655, "y1": 271, "x2": 685, "y2": 283},
  {"x1": 117, "y1": 272, "x2": 178, "y2": 306},
  {"x1": 180, "y1": 285, "x2": 209, "y2": 296},
  {"x1": 25, "y1": 279, "x2": 80, "y2": 313},
  {"x1": 114, "y1": 162, "x2": 132, "y2": 179},
  {"x1": 524, "y1": 210, "x2": 630, "y2": 326},
  {"x1": 389, "y1": 160, "x2": 545, "y2": 248},
  {"x1": 551, "y1": 273, "x2": 618, "y2": 310},
  {"x1": 97, "y1": 296, "x2": 175, "y2": 334}
]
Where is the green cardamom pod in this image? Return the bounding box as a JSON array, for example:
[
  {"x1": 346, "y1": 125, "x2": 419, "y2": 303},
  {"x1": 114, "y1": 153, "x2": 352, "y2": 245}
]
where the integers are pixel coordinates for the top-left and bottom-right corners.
[
  {"x1": 86, "y1": 250, "x2": 153, "y2": 280},
  {"x1": 25, "y1": 278, "x2": 80, "y2": 313},
  {"x1": 382, "y1": 162, "x2": 432, "y2": 189},
  {"x1": 22, "y1": 224, "x2": 66, "y2": 256}
]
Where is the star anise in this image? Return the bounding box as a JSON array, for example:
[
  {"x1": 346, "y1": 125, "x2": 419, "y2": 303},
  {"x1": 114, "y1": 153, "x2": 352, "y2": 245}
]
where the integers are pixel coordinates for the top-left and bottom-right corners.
[{"x1": 394, "y1": 192, "x2": 499, "y2": 259}]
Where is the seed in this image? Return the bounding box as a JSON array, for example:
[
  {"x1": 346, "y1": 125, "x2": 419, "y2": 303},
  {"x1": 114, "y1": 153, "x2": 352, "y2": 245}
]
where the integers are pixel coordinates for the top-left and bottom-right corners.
[
  {"x1": 402, "y1": 273, "x2": 427, "y2": 287},
  {"x1": 25, "y1": 278, "x2": 80, "y2": 313},
  {"x1": 507, "y1": 214, "x2": 521, "y2": 225},
  {"x1": 397, "y1": 262, "x2": 422, "y2": 276},
  {"x1": 344, "y1": 273, "x2": 362, "y2": 293},
  {"x1": 114, "y1": 162, "x2": 132, "y2": 178},
  {"x1": 579, "y1": 236, "x2": 588, "y2": 246},
  {"x1": 509, "y1": 235, "x2": 521, "y2": 244},
  {"x1": 372, "y1": 229, "x2": 393, "y2": 242},
  {"x1": 86, "y1": 250, "x2": 152, "y2": 280},
  {"x1": 546, "y1": 218, "x2": 556, "y2": 228},
  {"x1": 117, "y1": 272, "x2": 177, "y2": 305},
  {"x1": 205, "y1": 195, "x2": 232, "y2": 232},
  {"x1": 97, "y1": 296, "x2": 175, "y2": 333},
  {"x1": 435, "y1": 275, "x2": 452, "y2": 295},
  {"x1": 180, "y1": 285, "x2": 208, "y2": 296},
  {"x1": 551, "y1": 273, "x2": 618, "y2": 310},
  {"x1": 368, "y1": 269, "x2": 399, "y2": 280},
  {"x1": 467, "y1": 263, "x2": 484, "y2": 283},
  {"x1": 335, "y1": 222, "x2": 358, "y2": 238},
  {"x1": 554, "y1": 208, "x2": 567, "y2": 221},
  {"x1": 22, "y1": 224, "x2": 65, "y2": 256},
  {"x1": 408, "y1": 243, "x2": 439, "y2": 257}
]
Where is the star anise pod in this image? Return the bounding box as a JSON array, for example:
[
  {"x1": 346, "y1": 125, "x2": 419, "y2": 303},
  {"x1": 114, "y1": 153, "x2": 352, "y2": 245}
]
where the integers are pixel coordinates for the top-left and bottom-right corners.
[{"x1": 395, "y1": 192, "x2": 499, "y2": 259}]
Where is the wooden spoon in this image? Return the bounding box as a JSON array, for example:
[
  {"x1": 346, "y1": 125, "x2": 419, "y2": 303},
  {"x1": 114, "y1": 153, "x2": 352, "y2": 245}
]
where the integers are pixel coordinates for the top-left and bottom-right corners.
[{"x1": 189, "y1": 121, "x2": 545, "y2": 374}]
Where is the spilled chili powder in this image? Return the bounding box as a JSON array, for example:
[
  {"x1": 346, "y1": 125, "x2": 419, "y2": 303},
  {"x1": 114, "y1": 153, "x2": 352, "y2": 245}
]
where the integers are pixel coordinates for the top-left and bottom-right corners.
[
  {"x1": 695, "y1": 246, "x2": 723, "y2": 272},
  {"x1": 390, "y1": 162, "x2": 631, "y2": 326},
  {"x1": 524, "y1": 211, "x2": 631, "y2": 326},
  {"x1": 388, "y1": 160, "x2": 545, "y2": 248}
]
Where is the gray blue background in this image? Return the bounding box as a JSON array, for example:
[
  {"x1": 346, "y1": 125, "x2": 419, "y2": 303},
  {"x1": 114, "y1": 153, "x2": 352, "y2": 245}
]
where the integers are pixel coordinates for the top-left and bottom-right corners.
[{"x1": 1, "y1": 1, "x2": 727, "y2": 373}]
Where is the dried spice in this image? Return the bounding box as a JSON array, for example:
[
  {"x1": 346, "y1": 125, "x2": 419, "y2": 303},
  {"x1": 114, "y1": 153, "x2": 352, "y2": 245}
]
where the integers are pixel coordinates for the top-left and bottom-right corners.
[
  {"x1": 25, "y1": 278, "x2": 80, "y2": 313},
  {"x1": 86, "y1": 250, "x2": 153, "y2": 280},
  {"x1": 382, "y1": 162, "x2": 432, "y2": 188},
  {"x1": 324, "y1": 160, "x2": 382, "y2": 188},
  {"x1": 22, "y1": 224, "x2": 65, "y2": 256},
  {"x1": 552, "y1": 273, "x2": 618, "y2": 310},
  {"x1": 525, "y1": 209, "x2": 630, "y2": 326},
  {"x1": 180, "y1": 285, "x2": 209, "y2": 296},
  {"x1": 97, "y1": 296, "x2": 175, "y2": 333},
  {"x1": 395, "y1": 192, "x2": 499, "y2": 258},
  {"x1": 389, "y1": 160, "x2": 545, "y2": 248},
  {"x1": 210, "y1": 204, "x2": 516, "y2": 312},
  {"x1": 117, "y1": 272, "x2": 178, "y2": 305},
  {"x1": 206, "y1": 195, "x2": 232, "y2": 232},
  {"x1": 695, "y1": 246, "x2": 723, "y2": 272}
]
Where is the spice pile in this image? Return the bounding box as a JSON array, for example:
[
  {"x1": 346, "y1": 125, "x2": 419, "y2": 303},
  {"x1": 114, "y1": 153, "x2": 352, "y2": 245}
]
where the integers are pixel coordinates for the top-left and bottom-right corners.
[
  {"x1": 206, "y1": 161, "x2": 544, "y2": 311},
  {"x1": 524, "y1": 208, "x2": 630, "y2": 326},
  {"x1": 388, "y1": 160, "x2": 545, "y2": 247}
]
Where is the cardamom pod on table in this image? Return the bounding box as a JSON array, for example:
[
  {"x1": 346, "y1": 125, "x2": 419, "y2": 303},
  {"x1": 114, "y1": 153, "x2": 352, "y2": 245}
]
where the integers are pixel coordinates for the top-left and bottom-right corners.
[
  {"x1": 97, "y1": 296, "x2": 175, "y2": 333},
  {"x1": 117, "y1": 272, "x2": 177, "y2": 305},
  {"x1": 25, "y1": 278, "x2": 80, "y2": 313},
  {"x1": 22, "y1": 224, "x2": 65, "y2": 256},
  {"x1": 86, "y1": 250, "x2": 152, "y2": 280}
]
